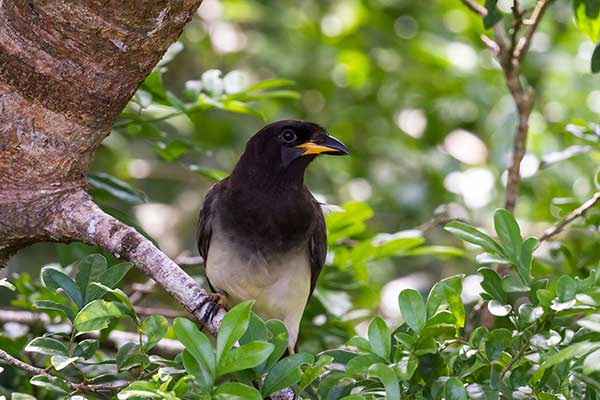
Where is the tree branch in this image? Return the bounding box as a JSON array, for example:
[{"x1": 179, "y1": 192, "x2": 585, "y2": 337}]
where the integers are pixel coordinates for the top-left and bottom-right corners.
[
  {"x1": 0, "y1": 349, "x2": 128, "y2": 393},
  {"x1": 461, "y1": 0, "x2": 555, "y2": 213},
  {"x1": 515, "y1": 0, "x2": 554, "y2": 62},
  {"x1": 461, "y1": 0, "x2": 487, "y2": 16},
  {"x1": 45, "y1": 190, "x2": 225, "y2": 337},
  {"x1": 0, "y1": 309, "x2": 185, "y2": 357},
  {"x1": 539, "y1": 191, "x2": 600, "y2": 242}
]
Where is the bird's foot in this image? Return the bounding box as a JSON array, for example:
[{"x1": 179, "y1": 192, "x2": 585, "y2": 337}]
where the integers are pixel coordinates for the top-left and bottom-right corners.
[{"x1": 196, "y1": 290, "x2": 228, "y2": 330}]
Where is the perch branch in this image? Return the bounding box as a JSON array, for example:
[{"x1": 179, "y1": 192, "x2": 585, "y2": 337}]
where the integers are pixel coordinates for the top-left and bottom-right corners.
[
  {"x1": 539, "y1": 191, "x2": 600, "y2": 242},
  {"x1": 46, "y1": 190, "x2": 225, "y2": 337}
]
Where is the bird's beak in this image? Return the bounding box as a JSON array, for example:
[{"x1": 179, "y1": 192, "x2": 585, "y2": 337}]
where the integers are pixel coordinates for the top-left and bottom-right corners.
[{"x1": 296, "y1": 134, "x2": 350, "y2": 156}]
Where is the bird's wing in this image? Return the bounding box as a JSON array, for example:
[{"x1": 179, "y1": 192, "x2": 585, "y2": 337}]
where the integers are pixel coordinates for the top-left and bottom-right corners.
[
  {"x1": 308, "y1": 200, "x2": 327, "y2": 299},
  {"x1": 197, "y1": 180, "x2": 226, "y2": 262}
]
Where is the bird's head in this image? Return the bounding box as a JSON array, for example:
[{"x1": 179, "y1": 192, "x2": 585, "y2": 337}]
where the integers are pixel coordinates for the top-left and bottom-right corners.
[{"x1": 242, "y1": 120, "x2": 349, "y2": 171}]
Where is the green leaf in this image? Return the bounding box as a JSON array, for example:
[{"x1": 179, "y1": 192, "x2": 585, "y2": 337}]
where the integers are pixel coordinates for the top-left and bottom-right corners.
[
  {"x1": 74, "y1": 339, "x2": 99, "y2": 359},
  {"x1": 445, "y1": 377, "x2": 467, "y2": 400},
  {"x1": 217, "y1": 341, "x2": 274, "y2": 376},
  {"x1": 395, "y1": 355, "x2": 418, "y2": 380},
  {"x1": 41, "y1": 266, "x2": 83, "y2": 309},
  {"x1": 221, "y1": 100, "x2": 264, "y2": 119},
  {"x1": 584, "y1": 348, "x2": 600, "y2": 374},
  {"x1": 240, "y1": 313, "x2": 267, "y2": 345},
  {"x1": 556, "y1": 275, "x2": 578, "y2": 302},
  {"x1": 173, "y1": 318, "x2": 215, "y2": 390},
  {"x1": 414, "y1": 336, "x2": 437, "y2": 355},
  {"x1": 263, "y1": 352, "x2": 314, "y2": 397},
  {"x1": 574, "y1": 0, "x2": 600, "y2": 42},
  {"x1": 155, "y1": 139, "x2": 192, "y2": 162},
  {"x1": 29, "y1": 375, "x2": 68, "y2": 394},
  {"x1": 50, "y1": 355, "x2": 79, "y2": 371},
  {"x1": 298, "y1": 355, "x2": 333, "y2": 392},
  {"x1": 502, "y1": 274, "x2": 530, "y2": 293},
  {"x1": 368, "y1": 363, "x2": 400, "y2": 400},
  {"x1": 245, "y1": 78, "x2": 295, "y2": 93},
  {"x1": 216, "y1": 301, "x2": 253, "y2": 364},
  {"x1": 116, "y1": 342, "x2": 142, "y2": 371},
  {"x1": 214, "y1": 382, "x2": 262, "y2": 400},
  {"x1": 74, "y1": 299, "x2": 125, "y2": 332},
  {"x1": 518, "y1": 237, "x2": 538, "y2": 284},
  {"x1": 493, "y1": 209, "x2": 522, "y2": 261},
  {"x1": 118, "y1": 381, "x2": 162, "y2": 399},
  {"x1": 407, "y1": 245, "x2": 464, "y2": 257},
  {"x1": 73, "y1": 260, "x2": 132, "y2": 310},
  {"x1": 11, "y1": 393, "x2": 37, "y2": 400},
  {"x1": 593, "y1": 43, "x2": 600, "y2": 73},
  {"x1": 399, "y1": 289, "x2": 426, "y2": 334},
  {"x1": 182, "y1": 350, "x2": 213, "y2": 392},
  {"x1": 33, "y1": 300, "x2": 75, "y2": 321},
  {"x1": 141, "y1": 315, "x2": 168, "y2": 351},
  {"x1": 190, "y1": 165, "x2": 228, "y2": 182},
  {"x1": 426, "y1": 275, "x2": 465, "y2": 328},
  {"x1": 25, "y1": 337, "x2": 68, "y2": 356},
  {"x1": 347, "y1": 336, "x2": 373, "y2": 352},
  {"x1": 445, "y1": 221, "x2": 504, "y2": 256},
  {"x1": 543, "y1": 341, "x2": 600, "y2": 369},
  {"x1": 264, "y1": 319, "x2": 289, "y2": 370},
  {"x1": 485, "y1": 328, "x2": 511, "y2": 361},
  {"x1": 166, "y1": 91, "x2": 187, "y2": 112},
  {"x1": 90, "y1": 282, "x2": 138, "y2": 324},
  {"x1": 75, "y1": 254, "x2": 107, "y2": 305},
  {"x1": 368, "y1": 317, "x2": 391, "y2": 360},
  {"x1": 578, "y1": 313, "x2": 600, "y2": 331},
  {"x1": 101, "y1": 262, "x2": 133, "y2": 289},
  {"x1": 479, "y1": 267, "x2": 508, "y2": 303},
  {"x1": 88, "y1": 172, "x2": 147, "y2": 204},
  {"x1": 483, "y1": 0, "x2": 503, "y2": 29},
  {"x1": 421, "y1": 310, "x2": 457, "y2": 339},
  {"x1": 346, "y1": 354, "x2": 385, "y2": 374}
]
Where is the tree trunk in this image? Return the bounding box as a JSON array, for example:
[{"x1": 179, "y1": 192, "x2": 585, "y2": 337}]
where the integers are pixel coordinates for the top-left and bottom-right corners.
[{"x1": 0, "y1": 0, "x2": 225, "y2": 334}]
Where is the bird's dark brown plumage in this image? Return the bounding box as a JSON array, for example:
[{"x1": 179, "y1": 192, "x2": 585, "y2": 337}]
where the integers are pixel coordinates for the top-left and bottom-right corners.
[{"x1": 197, "y1": 119, "x2": 348, "y2": 348}]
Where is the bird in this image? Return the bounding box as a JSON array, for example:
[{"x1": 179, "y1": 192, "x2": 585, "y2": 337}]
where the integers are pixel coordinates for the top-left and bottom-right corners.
[{"x1": 197, "y1": 119, "x2": 349, "y2": 352}]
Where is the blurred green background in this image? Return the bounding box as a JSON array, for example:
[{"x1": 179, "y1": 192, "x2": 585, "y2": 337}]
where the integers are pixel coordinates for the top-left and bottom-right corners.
[{"x1": 5, "y1": 0, "x2": 600, "y2": 350}]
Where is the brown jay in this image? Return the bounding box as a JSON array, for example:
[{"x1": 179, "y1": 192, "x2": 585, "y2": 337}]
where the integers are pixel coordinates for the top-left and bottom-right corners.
[{"x1": 197, "y1": 120, "x2": 349, "y2": 351}]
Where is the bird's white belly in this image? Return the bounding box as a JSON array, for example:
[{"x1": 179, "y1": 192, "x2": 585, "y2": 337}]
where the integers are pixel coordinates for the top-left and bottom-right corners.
[{"x1": 205, "y1": 231, "x2": 311, "y2": 347}]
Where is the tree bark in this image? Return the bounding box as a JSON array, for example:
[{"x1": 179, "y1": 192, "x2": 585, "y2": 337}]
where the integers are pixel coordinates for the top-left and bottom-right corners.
[{"x1": 0, "y1": 0, "x2": 226, "y2": 334}]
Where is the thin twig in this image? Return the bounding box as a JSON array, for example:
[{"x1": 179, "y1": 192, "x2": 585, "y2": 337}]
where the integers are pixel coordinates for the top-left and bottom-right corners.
[
  {"x1": 129, "y1": 279, "x2": 157, "y2": 304},
  {"x1": 515, "y1": 0, "x2": 554, "y2": 62},
  {"x1": 462, "y1": 0, "x2": 554, "y2": 213},
  {"x1": 500, "y1": 335, "x2": 531, "y2": 379},
  {"x1": 134, "y1": 305, "x2": 188, "y2": 318},
  {"x1": 0, "y1": 349, "x2": 128, "y2": 393},
  {"x1": 418, "y1": 216, "x2": 459, "y2": 232},
  {"x1": 0, "y1": 309, "x2": 185, "y2": 357},
  {"x1": 461, "y1": 0, "x2": 487, "y2": 16},
  {"x1": 174, "y1": 254, "x2": 204, "y2": 266},
  {"x1": 503, "y1": 0, "x2": 554, "y2": 211},
  {"x1": 539, "y1": 191, "x2": 600, "y2": 242}
]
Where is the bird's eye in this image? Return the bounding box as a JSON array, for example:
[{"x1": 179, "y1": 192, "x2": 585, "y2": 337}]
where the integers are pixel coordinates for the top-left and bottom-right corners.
[{"x1": 281, "y1": 129, "x2": 297, "y2": 144}]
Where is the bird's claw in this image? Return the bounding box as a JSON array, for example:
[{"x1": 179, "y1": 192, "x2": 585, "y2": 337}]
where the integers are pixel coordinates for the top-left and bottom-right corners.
[{"x1": 196, "y1": 290, "x2": 228, "y2": 330}]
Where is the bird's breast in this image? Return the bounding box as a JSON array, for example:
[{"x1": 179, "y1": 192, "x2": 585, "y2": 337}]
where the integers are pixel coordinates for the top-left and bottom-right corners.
[{"x1": 205, "y1": 223, "x2": 311, "y2": 347}]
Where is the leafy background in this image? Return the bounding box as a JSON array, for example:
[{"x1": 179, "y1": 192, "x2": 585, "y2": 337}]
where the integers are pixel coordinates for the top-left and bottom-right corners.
[{"x1": 2, "y1": 0, "x2": 600, "y2": 398}]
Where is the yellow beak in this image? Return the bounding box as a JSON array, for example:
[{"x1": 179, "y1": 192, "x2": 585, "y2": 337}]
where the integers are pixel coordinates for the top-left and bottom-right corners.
[{"x1": 295, "y1": 135, "x2": 350, "y2": 156}]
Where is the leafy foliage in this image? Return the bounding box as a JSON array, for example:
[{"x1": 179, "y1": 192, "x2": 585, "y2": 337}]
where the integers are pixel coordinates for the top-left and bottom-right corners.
[
  {"x1": 4, "y1": 0, "x2": 600, "y2": 398},
  {"x1": 3, "y1": 209, "x2": 600, "y2": 398}
]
